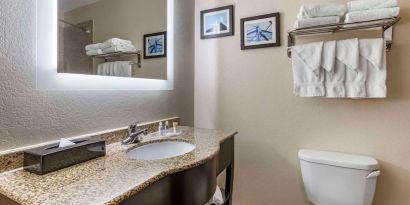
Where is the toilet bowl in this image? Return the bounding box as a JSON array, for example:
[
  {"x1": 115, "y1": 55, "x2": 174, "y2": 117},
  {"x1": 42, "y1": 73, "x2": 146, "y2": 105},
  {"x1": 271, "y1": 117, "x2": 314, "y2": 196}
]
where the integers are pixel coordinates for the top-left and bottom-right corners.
[{"x1": 299, "y1": 149, "x2": 380, "y2": 205}]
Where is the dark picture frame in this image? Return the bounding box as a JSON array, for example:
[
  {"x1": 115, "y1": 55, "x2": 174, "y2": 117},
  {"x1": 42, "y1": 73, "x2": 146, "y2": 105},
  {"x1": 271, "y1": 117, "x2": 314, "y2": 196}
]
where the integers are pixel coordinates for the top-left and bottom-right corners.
[
  {"x1": 143, "y1": 31, "x2": 167, "y2": 59},
  {"x1": 240, "y1": 13, "x2": 281, "y2": 50},
  {"x1": 200, "y1": 5, "x2": 234, "y2": 39}
]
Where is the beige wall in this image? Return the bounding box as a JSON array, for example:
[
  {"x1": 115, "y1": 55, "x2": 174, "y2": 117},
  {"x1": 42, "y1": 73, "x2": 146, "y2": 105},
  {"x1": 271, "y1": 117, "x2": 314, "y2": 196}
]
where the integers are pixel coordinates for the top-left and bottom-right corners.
[
  {"x1": 195, "y1": 0, "x2": 410, "y2": 204},
  {"x1": 65, "y1": 0, "x2": 167, "y2": 79},
  {"x1": 0, "y1": 0, "x2": 194, "y2": 152}
]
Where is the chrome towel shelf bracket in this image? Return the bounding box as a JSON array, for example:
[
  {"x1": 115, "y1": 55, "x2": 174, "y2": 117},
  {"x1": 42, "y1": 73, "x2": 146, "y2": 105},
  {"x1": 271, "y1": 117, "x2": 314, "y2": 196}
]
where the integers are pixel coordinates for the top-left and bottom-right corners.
[
  {"x1": 287, "y1": 17, "x2": 401, "y2": 58},
  {"x1": 91, "y1": 51, "x2": 142, "y2": 68}
]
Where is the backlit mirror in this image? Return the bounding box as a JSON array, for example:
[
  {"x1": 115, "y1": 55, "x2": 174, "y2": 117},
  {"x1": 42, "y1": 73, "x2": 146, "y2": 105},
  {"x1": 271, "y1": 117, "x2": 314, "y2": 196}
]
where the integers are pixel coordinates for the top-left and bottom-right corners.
[{"x1": 58, "y1": 0, "x2": 167, "y2": 80}]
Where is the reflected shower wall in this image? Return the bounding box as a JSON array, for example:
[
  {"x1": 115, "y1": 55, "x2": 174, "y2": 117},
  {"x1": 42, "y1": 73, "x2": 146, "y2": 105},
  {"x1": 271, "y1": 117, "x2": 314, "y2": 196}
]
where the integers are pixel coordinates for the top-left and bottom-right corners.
[{"x1": 58, "y1": 20, "x2": 93, "y2": 74}]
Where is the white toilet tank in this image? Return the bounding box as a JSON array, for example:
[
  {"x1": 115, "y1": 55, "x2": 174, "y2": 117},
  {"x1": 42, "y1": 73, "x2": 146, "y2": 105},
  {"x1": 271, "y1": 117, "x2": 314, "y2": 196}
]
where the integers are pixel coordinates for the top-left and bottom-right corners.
[{"x1": 299, "y1": 149, "x2": 380, "y2": 205}]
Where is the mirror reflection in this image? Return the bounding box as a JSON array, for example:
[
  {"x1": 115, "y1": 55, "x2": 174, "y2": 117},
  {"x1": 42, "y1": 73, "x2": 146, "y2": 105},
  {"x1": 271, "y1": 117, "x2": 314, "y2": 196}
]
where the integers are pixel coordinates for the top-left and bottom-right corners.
[{"x1": 58, "y1": 0, "x2": 167, "y2": 79}]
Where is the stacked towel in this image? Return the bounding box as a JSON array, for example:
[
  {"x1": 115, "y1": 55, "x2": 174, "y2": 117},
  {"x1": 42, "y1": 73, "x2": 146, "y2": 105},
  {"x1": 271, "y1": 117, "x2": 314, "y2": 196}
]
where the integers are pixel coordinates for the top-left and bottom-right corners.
[
  {"x1": 347, "y1": 0, "x2": 398, "y2": 12},
  {"x1": 86, "y1": 38, "x2": 137, "y2": 56},
  {"x1": 97, "y1": 61, "x2": 132, "y2": 77},
  {"x1": 345, "y1": 0, "x2": 399, "y2": 23},
  {"x1": 295, "y1": 3, "x2": 345, "y2": 28}
]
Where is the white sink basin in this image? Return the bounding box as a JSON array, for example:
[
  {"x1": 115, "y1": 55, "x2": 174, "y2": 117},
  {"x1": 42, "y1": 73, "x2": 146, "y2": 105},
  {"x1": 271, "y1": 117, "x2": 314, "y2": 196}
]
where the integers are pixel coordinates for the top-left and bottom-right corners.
[{"x1": 127, "y1": 141, "x2": 196, "y2": 160}]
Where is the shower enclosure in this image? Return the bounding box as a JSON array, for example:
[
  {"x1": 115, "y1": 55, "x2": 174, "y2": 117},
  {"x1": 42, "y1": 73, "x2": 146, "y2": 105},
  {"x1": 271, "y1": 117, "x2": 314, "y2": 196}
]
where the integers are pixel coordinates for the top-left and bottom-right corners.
[{"x1": 57, "y1": 19, "x2": 93, "y2": 75}]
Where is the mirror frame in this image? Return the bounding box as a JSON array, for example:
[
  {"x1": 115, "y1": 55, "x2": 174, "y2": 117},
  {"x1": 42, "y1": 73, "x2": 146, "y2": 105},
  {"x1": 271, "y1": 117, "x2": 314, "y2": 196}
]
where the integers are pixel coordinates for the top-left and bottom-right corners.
[{"x1": 36, "y1": 0, "x2": 174, "y2": 90}]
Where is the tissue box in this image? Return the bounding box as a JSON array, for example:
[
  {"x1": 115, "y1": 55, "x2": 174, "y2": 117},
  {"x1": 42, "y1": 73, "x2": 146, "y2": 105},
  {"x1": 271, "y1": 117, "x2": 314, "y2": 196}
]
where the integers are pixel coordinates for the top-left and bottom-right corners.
[{"x1": 23, "y1": 138, "x2": 106, "y2": 175}]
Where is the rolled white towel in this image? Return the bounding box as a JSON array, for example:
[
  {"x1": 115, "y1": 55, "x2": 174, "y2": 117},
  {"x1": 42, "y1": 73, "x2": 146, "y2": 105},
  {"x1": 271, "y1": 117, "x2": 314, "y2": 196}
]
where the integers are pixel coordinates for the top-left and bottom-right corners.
[
  {"x1": 345, "y1": 7, "x2": 400, "y2": 23},
  {"x1": 85, "y1": 43, "x2": 110, "y2": 51},
  {"x1": 294, "y1": 16, "x2": 340, "y2": 29},
  {"x1": 105, "y1": 38, "x2": 132, "y2": 46},
  {"x1": 298, "y1": 3, "x2": 346, "y2": 20},
  {"x1": 347, "y1": 0, "x2": 398, "y2": 12}
]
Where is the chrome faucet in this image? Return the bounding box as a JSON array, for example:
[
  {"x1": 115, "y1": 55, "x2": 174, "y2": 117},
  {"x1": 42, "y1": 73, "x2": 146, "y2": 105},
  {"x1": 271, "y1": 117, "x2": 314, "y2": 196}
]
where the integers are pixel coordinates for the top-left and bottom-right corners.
[{"x1": 122, "y1": 123, "x2": 148, "y2": 145}]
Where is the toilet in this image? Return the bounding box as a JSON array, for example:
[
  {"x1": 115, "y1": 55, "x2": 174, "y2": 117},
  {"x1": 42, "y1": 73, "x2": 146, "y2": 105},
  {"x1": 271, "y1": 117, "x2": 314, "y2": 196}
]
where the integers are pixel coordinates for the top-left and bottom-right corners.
[{"x1": 298, "y1": 149, "x2": 380, "y2": 205}]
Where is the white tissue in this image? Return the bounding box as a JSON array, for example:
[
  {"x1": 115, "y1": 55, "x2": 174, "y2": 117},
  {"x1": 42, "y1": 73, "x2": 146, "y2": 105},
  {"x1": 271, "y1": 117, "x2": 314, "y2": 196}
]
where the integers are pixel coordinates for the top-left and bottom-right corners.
[
  {"x1": 205, "y1": 186, "x2": 224, "y2": 205},
  {"x1": 58, "y1": 138, "x2": 75, "y2": 148}
]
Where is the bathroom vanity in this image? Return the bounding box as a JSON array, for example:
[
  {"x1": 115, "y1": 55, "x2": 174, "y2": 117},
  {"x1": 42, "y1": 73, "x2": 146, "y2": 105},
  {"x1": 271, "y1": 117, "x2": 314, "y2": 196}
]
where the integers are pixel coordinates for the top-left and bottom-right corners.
[{"x1": 0, "y1": 127, "x2": 236, "y2": 205}]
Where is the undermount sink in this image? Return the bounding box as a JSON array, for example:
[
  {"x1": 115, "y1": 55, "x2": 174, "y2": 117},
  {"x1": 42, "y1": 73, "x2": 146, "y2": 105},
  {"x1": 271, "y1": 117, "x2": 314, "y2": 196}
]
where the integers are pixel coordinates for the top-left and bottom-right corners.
[{"x1": 127, "y1": 141, "x2": 196, "y2": 160}]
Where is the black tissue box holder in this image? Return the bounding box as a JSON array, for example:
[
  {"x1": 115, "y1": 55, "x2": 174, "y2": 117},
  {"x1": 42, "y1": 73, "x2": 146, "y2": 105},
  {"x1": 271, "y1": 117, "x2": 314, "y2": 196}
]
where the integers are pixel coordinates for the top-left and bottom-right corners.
[{"x1": 23, "y1": 138, "x2": 106, "y2": 175}]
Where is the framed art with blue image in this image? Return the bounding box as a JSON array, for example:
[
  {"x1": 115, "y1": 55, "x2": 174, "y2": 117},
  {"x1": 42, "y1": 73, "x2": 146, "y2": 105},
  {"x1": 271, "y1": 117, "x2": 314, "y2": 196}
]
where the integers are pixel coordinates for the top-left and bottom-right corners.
[
  {"x1": 200, "y1": 5, "x2": 234, "y2": 39},
  {"x1": 144, "y1": 31, "x2": 167, "y2": 59},
  {"x1": 241, "y1": 13, "x2": 281, "y2": 50}
]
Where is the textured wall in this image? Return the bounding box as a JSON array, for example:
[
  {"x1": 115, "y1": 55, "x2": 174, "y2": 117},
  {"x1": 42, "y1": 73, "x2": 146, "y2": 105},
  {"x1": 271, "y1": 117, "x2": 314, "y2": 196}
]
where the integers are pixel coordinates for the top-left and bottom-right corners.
[
  {"x1": 0, "y1": 0, "x2": 194, "y2": 152},
  {"x1": 195, "y1": 0, "x2": 410, "y2": 204}
]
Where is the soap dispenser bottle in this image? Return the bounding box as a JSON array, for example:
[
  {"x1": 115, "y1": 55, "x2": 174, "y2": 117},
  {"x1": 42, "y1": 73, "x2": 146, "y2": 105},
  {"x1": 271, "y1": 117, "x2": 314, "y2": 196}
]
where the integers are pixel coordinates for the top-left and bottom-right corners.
[
  {"x1": 159, "y1": 122, "x2": 165, "y2": 136},
  {"x1": 165, "y1": 121, "x2": 169, "y2": 134}
]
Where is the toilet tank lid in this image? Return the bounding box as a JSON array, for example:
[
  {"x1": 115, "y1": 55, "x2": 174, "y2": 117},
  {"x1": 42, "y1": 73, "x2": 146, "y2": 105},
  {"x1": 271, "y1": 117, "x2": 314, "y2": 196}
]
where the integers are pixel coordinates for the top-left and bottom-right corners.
[{"x1": 298, "y1": 149, "x2": 379, "y2": 171}]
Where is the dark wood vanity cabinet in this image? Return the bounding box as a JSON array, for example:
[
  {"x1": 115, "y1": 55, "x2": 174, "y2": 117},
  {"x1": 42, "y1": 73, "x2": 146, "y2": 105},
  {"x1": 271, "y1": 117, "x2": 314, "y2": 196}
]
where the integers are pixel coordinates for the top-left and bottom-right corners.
[
  {"x1": 121, "y1": 136, "x2": 235, "y2": 205},
  {"x1": 217, "y1": 136, "x2": 235, "y2": 205}
]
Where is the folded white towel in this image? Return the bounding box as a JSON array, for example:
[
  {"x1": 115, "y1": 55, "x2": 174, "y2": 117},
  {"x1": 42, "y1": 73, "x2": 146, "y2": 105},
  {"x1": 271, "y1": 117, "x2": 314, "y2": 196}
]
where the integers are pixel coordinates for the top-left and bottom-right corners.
[
  {"x1": 292, "y1": 41, "x2": 325, "y2": 97},
  {"x1": 359, "y1": 38, "x2": 387, "y2": 98},
  {"x1": 347, "y1": 0, "x2": 398, "y2": 12},
  {"x1": 105, "y1": 38, "x2": 132, "y2": 46},
  {"x1": 102, "y1": 45, "x2": 137, "y2": 54},
  {"x1": 294, "y1": 16, "x2": 340, "y2": 29},
  {"x1": 321, "y1": 41, "x2": 346, "y2": 98},
  {"x1": 86, "y1": 49, "x2": 104, "y2": 56},
  {"x1": 298, "y1": 3, "x2": 346, "y2": 20},
  {"x1": 345, "y1": 7, "x2": 400, "y2": 23},
  {"x1": 85, "y1": 43, "x2": 111, "y2": 51},
  {"x1": 337, "y1": 38, "x2": 366, "y2": 98}
]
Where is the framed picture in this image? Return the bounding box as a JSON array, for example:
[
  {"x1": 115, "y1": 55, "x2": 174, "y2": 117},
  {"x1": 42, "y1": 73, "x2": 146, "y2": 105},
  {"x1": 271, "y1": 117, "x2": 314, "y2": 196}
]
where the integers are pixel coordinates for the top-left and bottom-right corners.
[
  {"x1": 200, "y1": 5, "x2": 234, "y2": 39},
  {"x1": 240, "y1": 13, "x2": 281, "y2": 50},
  {"x1": 144, "y1": 31, "x2": 167, "y2": 59}
]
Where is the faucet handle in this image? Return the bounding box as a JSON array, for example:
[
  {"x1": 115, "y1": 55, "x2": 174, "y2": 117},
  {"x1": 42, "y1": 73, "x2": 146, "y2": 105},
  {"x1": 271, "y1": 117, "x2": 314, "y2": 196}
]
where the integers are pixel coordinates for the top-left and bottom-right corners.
[{"x1": 128, "y1": 122, "x2": 139, "y2": 133}]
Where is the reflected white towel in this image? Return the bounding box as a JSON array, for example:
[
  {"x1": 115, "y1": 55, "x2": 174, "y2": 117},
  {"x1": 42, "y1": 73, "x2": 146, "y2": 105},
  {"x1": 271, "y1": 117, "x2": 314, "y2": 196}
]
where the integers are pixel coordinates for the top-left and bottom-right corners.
[
  {"x1": 345, "y1": 7, "x2": 400, "y2": 23},
  {"x1": 85, "y1": 43, "x2": 110, "y2": 51},
  {"x1": 294, "y1": 16, "x2": 340, "y2": 29},
  {"x1": 102, "y1": 45, "x2": 137, "y2": 53},
  {"x1": 105, "y1": 38, "x2": 132, "y2": 46},
  {"x1": 86, "y1": 49, "x2": 103, "y2": 56},
  {"x1": 322, "y1": 41, "x2": 346, "y2": 98},
  {"x1": 347, "y1": 0, "x2": 398, "y2": 12},
  {"x1": 298, "y1": 3, "x2": 346, "y2": 19},
  {"x1": 337, "y1": 38, "x2": 366, "y2": 98},
  {"x1": 292, "y1": 42, "x2": 325, "y2": 97},
  {"x1": 114, "y1": 61, "x2": 133, "y2": 77},
  {"x1": 359, "y1": 38, "x2": 387, "y2": 98},
  {"x1": 97, "y1": 62, "x2": 132, "y2": 77},
  {"x1": 97, "y1": 64, "x2": 104, "y2": 75}
]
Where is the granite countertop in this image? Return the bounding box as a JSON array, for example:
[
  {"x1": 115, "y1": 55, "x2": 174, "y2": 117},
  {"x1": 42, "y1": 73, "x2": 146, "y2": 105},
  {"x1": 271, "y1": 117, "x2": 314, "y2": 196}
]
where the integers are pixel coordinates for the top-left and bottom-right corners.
[{"x1": 0, "y1": 127, "x2": 237, "y2": 205}]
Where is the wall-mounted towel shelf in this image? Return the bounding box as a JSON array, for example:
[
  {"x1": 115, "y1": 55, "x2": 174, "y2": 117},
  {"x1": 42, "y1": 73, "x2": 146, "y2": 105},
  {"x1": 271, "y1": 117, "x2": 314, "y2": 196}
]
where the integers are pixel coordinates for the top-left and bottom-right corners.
[
  {"x1": 91, "y1": 51, "x2": 142, "y2": 68},
  {"x1": 287, "y1": 17, "x2": 401, "y2": 58}
]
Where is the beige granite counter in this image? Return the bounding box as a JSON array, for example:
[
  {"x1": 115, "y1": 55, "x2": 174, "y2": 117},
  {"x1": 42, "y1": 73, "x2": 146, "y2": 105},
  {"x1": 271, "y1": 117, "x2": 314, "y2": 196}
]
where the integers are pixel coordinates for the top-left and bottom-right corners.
[{"x1": 0, "y1": 127, "x2": 237, "y2": 205}]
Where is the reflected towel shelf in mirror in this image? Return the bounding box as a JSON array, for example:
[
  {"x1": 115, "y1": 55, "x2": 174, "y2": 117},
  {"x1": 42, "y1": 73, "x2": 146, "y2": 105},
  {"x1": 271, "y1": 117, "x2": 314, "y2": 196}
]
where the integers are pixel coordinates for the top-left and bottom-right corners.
[
  {"x1": 91, "y1": 51, "x2": 142, "y2": 68},
  {"x1": 287, "y1": 17, "x2": 401, "y2": 58}
]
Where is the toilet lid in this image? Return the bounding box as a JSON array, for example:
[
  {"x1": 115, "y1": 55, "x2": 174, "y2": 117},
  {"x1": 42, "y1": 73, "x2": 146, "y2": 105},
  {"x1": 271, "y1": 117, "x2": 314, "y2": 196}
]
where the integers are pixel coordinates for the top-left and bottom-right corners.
[{"x1": 298, "y1": 149, "x2": 379, "y2": 171}]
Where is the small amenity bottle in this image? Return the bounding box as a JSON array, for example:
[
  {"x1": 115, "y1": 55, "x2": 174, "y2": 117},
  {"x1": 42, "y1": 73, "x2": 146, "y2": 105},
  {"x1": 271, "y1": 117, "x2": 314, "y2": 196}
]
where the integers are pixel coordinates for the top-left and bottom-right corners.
[{"x1": 159, "y1": 122, "x2": 165, "y2": 136}]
